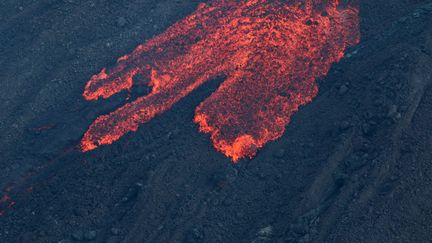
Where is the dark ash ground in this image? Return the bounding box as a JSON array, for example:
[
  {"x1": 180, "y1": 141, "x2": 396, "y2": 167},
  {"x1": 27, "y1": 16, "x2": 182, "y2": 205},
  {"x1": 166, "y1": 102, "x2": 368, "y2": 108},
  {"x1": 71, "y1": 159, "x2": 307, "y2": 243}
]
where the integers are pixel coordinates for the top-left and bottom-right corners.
[{"x1": 0, "y1": 0, "x2": 431, "y2": 242}]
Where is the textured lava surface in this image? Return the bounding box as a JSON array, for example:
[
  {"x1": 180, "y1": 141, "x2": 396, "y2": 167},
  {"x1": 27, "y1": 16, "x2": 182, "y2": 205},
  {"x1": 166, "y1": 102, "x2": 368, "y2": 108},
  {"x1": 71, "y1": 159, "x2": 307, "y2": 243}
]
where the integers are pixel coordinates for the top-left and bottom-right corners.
[{"x1": 81, "y1": 0, "x2": 360, "y2": 161}]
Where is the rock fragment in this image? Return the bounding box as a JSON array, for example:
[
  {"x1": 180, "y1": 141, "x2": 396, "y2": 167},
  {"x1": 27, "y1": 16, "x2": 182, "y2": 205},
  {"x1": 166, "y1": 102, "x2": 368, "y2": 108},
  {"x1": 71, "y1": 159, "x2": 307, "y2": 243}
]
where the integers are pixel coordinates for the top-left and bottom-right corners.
[
  {"x1": 117, "y1": 17, "x2": 127, "y2": 27},
  {"x1": 71, "y1": 230, "x2": 83, "y2": 241},
  {"x1": 338, "y1": 84, "x2": 349, "y2": 95}
]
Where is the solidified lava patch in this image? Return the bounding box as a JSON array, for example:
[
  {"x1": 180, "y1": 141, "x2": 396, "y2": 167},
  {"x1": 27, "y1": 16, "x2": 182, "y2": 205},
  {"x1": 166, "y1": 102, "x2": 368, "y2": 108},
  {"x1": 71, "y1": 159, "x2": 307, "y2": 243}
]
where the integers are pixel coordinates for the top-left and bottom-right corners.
[
  {"x1": 81, "y1": 0, "x2": 360, "y2": 161},
  {"x1": 0, "y1": 195, "x2": 16, "y2": 216}
]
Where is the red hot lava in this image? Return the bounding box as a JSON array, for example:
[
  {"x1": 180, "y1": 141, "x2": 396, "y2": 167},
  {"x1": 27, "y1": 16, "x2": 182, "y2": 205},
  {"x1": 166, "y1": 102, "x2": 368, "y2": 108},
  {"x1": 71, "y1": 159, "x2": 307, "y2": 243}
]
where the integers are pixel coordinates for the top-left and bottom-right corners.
[{"x1": 81, "y1": 0, "x2": 360, "y2": 161}]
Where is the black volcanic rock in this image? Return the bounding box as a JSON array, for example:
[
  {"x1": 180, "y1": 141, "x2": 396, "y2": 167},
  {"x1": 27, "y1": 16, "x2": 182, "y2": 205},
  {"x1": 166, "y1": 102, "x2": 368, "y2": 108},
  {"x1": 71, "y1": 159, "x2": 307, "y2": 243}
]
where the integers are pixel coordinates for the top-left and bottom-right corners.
[{"x1": 0, "y1": 1, "x2": 431, "y2": 243}]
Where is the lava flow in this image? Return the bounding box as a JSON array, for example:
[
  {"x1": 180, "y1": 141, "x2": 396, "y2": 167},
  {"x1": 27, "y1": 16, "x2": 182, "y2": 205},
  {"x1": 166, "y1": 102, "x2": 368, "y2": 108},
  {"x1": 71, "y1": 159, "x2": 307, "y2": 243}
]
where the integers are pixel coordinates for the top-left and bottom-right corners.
[{"x1": 80, "y1": 0, "x2": 360, "y2": 161}]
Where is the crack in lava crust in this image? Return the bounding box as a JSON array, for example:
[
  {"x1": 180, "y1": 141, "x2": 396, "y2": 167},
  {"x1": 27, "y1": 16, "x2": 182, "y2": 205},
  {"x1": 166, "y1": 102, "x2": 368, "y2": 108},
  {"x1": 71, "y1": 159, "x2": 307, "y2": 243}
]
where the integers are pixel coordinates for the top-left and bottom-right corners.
[{"x1": 80, "y1": 0, "x2": 360, "y2": 162}]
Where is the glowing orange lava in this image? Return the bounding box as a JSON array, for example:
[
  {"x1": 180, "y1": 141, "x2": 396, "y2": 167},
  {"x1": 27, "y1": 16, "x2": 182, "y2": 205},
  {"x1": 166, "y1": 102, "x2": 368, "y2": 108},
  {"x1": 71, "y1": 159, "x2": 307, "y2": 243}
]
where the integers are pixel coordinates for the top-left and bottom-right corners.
[{"x1": 81, "y1": 0, "x2": 360, "y2": 161}]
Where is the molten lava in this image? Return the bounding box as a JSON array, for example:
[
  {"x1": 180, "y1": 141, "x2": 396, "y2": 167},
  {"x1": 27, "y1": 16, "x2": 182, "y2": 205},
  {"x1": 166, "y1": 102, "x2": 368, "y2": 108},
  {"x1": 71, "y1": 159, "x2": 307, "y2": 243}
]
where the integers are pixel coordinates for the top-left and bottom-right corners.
[{"x1": 81, "y1": 0, "x2": 360, "y2": 161}]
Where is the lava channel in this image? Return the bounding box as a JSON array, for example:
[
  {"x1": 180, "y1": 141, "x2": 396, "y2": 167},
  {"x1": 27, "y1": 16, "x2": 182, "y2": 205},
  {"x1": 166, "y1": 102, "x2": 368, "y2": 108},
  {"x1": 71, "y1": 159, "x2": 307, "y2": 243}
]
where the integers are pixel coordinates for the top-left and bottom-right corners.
[{"x1": 80, "y1": 0, "x2": 360, "y2": 161}]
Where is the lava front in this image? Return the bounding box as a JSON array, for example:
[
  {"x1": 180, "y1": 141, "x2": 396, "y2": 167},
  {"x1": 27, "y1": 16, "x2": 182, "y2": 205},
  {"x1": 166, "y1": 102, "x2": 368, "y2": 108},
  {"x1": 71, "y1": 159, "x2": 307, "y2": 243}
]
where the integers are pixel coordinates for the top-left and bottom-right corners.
[{"x1": 80, "y1": 0, "x2": 360, "y2": 161}]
